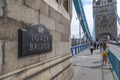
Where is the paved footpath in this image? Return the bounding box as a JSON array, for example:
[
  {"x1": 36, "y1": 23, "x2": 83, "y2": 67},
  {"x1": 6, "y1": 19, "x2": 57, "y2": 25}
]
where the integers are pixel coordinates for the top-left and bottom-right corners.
[{"x1": 72, "y1": 49, "x2": 115, "y2": 80}]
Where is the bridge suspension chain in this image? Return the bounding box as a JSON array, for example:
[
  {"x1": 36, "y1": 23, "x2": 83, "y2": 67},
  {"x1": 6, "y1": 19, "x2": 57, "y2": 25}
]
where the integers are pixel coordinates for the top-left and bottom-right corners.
[
  {"x1": 114, "y1": 10, "x2": 120, "y2": 25},
  {"x1": 73, "y1": 0, "x2": 92, "y2": 41}
]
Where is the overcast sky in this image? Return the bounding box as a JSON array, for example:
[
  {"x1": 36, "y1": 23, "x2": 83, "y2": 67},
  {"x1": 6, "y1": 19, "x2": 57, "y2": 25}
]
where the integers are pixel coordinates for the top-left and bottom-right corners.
[{"x1": 71, "y1": 0, "x2": 120, "y2": 38}]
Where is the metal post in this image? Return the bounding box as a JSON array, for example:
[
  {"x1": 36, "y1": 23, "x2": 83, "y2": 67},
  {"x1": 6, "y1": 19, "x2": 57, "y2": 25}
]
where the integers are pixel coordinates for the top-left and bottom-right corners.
[{"x1": 78, "y1": 16, "x2": 81, "y2": 45}]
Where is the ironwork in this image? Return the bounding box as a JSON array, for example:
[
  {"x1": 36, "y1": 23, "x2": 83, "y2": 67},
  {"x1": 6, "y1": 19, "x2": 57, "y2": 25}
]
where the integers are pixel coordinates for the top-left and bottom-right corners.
[
  {"x1": 114, "y1": 10, "x2": 120, "y2": 25},
  {"x1": 71, "y1": 44, "x2": 88, "y2": 56},
  {"x1": 73, "y1": 0, "x2": 92, "y2": 40}
]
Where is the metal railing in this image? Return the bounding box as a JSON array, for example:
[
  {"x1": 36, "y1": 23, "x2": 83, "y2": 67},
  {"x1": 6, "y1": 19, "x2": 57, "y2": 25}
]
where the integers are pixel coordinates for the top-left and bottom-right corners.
[
  {"x1": 71, "y1": 44, "x2": 89, "y2": 56},
  {"x1": 108, "y1": 50, "x2": 120, "y2": 80}
]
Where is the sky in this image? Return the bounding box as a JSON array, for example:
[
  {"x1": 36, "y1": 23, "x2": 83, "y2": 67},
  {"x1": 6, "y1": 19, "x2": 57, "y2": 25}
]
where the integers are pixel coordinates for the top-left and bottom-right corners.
[{"x1": 71, "y1": 0, "x2": 120, "y2": 38}]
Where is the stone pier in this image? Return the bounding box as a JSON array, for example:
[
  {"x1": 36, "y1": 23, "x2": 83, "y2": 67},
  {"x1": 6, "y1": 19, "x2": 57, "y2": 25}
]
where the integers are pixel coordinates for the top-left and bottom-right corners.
[{"x1": 0, "y1": 0, "x2": 73, "y2": 80}]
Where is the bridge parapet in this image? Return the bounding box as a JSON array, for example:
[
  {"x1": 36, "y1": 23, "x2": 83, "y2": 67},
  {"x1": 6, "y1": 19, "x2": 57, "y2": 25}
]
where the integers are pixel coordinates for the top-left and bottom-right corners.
[
  {"x1": 108, "y1": 44, "x2": 120, "y2": 80},
  {"x1": 71, "y1": 44, "x2": 89, "y2": 56}
]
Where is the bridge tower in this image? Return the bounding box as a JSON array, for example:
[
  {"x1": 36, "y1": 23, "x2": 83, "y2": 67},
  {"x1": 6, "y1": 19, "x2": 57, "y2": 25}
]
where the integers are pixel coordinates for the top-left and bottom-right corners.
[{"x1": 93, "y1": 0, "x2": 117, "y2": 41}]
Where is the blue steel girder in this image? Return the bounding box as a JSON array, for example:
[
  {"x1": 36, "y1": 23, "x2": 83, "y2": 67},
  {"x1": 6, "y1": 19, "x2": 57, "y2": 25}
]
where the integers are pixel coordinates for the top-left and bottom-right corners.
[
  {"x1": 73, "y1": 0, "x2": 92, "y2": 40},
  {"x1": 114, "y1": 10, "x2": 120, "y2": 25}
]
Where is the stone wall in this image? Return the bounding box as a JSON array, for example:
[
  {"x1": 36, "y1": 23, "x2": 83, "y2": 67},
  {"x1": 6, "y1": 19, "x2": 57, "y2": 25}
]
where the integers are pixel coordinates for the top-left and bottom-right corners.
[{"x1": 0, "y1": 0, "x2": 73, "y2": 80}]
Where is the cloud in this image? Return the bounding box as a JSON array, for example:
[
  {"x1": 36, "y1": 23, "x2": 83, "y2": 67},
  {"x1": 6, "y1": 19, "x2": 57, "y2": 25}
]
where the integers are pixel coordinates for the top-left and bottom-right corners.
[
  {"x1": 82, "y1": 0, "x2": 92, "y2": 6},
  {"x1": 117, "y1": 0, "x2": 120, "y2": 16}
]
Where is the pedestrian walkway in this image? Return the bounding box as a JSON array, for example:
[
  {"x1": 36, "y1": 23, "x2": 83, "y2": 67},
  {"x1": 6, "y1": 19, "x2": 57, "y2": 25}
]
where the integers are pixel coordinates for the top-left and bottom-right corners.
[{"x1": 72, "y1": 49, "x2": 115, "y2": 80}]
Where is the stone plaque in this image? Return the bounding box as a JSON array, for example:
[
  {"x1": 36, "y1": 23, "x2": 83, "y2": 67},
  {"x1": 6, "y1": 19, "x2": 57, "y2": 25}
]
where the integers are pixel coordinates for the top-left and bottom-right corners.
[{"x1": 18, "y1": 24, "x2": 52, "y2": 57}]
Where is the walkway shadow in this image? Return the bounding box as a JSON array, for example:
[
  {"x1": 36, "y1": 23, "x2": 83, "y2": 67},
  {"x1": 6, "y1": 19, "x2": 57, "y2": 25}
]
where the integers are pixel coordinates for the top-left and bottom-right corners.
[
  {"x1": 90, "y1": 64, "x2": 103, "y2": 69},
  {"x1": 92, "y1": 61, "x2": 101, "y2": 64}
]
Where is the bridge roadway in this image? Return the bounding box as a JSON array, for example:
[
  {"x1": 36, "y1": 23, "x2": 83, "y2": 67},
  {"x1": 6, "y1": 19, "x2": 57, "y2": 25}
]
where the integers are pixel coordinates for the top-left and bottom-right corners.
[{"x1": 72, "y1": 48, "x2": 115, "y2": 80}]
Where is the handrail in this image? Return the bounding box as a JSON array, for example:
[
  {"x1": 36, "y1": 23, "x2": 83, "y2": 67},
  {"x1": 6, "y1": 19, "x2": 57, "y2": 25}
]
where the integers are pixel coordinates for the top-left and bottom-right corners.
[
  {"x1": 71, "y1": 44, "x2": 89, "y2": 56},
  {"x1": 108, "y1": 50, "x2": 120, "y2": 80}
]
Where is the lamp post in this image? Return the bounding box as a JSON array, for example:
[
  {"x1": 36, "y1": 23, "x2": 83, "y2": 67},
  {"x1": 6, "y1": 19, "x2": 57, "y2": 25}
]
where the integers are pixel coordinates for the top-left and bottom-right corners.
[
  {"x1": 76, "y1": 15, "x2": 81, "y2": 45},
  {"x1": 78, "y1": 16, "x2": 81, "y2": 45}
]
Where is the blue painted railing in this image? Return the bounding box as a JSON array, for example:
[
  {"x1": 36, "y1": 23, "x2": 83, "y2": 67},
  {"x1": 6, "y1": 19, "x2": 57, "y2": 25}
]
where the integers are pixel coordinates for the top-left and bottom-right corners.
[
  {"x1": 71, "y1": 44, "x2": 89, "y2": 56},
  {"x1": 108, "y1": 50, "x2": 120, "y2": 80}
]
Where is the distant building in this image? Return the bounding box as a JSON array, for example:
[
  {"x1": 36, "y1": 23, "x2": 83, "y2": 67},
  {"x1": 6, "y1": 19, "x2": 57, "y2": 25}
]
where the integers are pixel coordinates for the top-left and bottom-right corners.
[{"x1": 71, "y1": 37, "x2": 86, "y2": 46}]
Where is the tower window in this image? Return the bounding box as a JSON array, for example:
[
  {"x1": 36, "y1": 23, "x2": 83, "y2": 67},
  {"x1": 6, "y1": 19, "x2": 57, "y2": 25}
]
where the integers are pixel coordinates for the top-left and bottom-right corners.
[
  {"x1": 108, "y1": 0, "x2": 112, "y2": 3},
  {"x1": 104, "y1": 1, "x2": 106, "y2": 4},
  {"x1": 96, "y1": 0, "x2": 100, "y2": 5},
  {"x1": 63, "y1": 0, "x2": 68, "y2": 12},
  {"x1": 56, "y1": 0, "x2": 58, "y2": 3}
]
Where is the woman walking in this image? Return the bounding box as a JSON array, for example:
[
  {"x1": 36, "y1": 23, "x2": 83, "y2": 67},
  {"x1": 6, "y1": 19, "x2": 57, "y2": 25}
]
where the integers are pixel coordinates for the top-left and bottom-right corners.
[{"x1": 89, "y1": 43, "x2": 94, "y2": 55}]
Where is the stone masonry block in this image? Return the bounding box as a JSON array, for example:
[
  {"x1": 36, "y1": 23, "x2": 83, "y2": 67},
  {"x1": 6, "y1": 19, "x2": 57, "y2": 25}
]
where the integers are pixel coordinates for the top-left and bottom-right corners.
[
  {"x1": 12, "y1": 71, "x2": 26, "y2": 80},
  {"x1": 25, "y1": 0, "x2": 49, "y2": 16},
  {"x1": 63, "y1": 65, "x2": 73, "y2": 78},
  {"x1": 61, "y1": 58, "x2": 71, "y2": 69},
  {"x1": 30, "y1": 69, "x2": 52, "y2": 80},
  {"x1": 29, "y1": 54, "x2": 40, "y2": 66},
  {"x1": 61, "y1": 33, "x2": 69, "y2": 42},
  {"x1": 55, "y1": 42, "x2": 66, "y2": 56},
  {"x1": 53, "y1": 77, "x2": 58, "y2": 80},
  {"x1": 65, "y1": 42, "x2": 71, "y2": 54},
  {"x1": 50, "y1": 57, "x2": 62, "y2": 66},
  {"x1": 24, "y1": 0, "x2": 43, "y2": 10},
  {"x1": 65, "y1": 24, "x2": 70, "y2": 34},
  {"x1": 40, "y1": 53, "x2": 47, "y2": 62},
  {"x1": 65, "y1": 42, "x2": 71, "y2": 53},
  {"x1": 29, "y1": 54, "x2": 40, "y2": 65},
  {"x1": 50, "y1": 63, "x2": 63, "y2": 77},
  {"x1": 63, "y1": 66, "x2": 74, "y2": 80},
  {"x1": 61, "y1": 16, "x2": 70, "y2": 25},
  {"x1": 40, "y1": 14, "x2": 55, "y2": 31},
  {"x1": 46, "y1": 42, "x2": 56, "y2": 59},
  {"x1": 25, "y1": 65, "x2": 43, "y2": 78},
  {"x1": 50, "y1": 30, "x2": 61, "y2": 42},
  {"x1": 42, "y1": 61, "x2": 51, "y2": 69},
  {"x1": 3, "y1": 71, "x2": 26, "y2": 80},
  {"x1": 40, "y1": 2, "x2": 49, "y2": 16},
  {"x1": 18, "y1": 54, "x2": 39, "y2": 69},
  {"x1": 0, "y1": 17, "x2": 23, "y2": 40},
  {"x1": 18, "y1": 56, "x2": 29, "y2": 69},
  {"x1": 6, "y1": 0, "x2": 39, "y2": 23},
  {"x1": 2, "y1": 75, "x2": 16, "y2": 80},
  {"x1": 57, "y1": 73, "x2": 64, "y2": 80},
  {"x1": 49, "y1": 7, "x2": 62, "y2": 22},
  {"x1": 55, "y1": 22, "x2": 65, "y2": 33},
  {"x1": 3, "y1": 41, "x2": 18, "y2": 73},
  {"x1": 0, "y1": 41, "x2": 3, "y2": 74},
  {"x1": 0, "y1": 0, "x2": 4, "y2": 16}
]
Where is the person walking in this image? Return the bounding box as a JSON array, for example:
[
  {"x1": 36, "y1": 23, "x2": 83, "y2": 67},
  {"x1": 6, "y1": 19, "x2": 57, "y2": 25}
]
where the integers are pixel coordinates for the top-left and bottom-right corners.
[
  {"x1": 102, "y1": 50, "x2": 109, "y2": 65},
  {"x1": 99, "y1": 41, "x2": 103, "y2": 53},
  {"x1": 102, "y1": 42, "x2": 109, "y2": 65},
  {"x1": 89, "y1": 43, "x2": 94, "y2": 55},
  {"x1": 93, "y1": 41, "x2": 96, "y2": 50},
  {"x1": 103, "y1": 42, "x2": 107, "y2": 50}
]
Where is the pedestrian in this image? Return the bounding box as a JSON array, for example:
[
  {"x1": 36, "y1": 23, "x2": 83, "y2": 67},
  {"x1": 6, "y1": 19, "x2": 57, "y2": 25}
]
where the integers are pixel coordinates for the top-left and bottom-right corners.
[
  {"x1": 103, "y1": 42, "x2": 107, "y2": 50},
  {"x1": 89, "y1": 43, "x2": 94, "y2": 55},
  {"x1": 96, "y1": 41, "x2": 99, "y2": 49},
  {"x1": 102, "y1": 50, "x2": 109, "y2": 65},
  {"x1": 94, "y1": 41, "x2": 96, "y2": 50},
  {"x1": 99, "y1": 41, "x2": 103, "y2": 53}
]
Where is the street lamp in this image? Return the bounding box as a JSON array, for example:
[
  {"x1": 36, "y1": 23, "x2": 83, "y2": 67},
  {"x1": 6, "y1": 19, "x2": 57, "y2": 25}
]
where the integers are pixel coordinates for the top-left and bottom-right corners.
[
  {"x1": 76, "y1": 15, "x2": 81, "y2": 45},
  {"x1": 78, "y1": 16, "x2": 81, "y2": 45}
]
